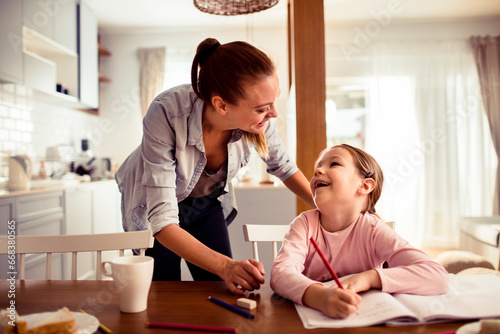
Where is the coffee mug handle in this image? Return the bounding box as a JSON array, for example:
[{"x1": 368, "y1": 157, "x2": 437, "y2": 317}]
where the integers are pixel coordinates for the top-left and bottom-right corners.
[{"x1": 101, "y1": 261, "x2": 113, "y2": 278}]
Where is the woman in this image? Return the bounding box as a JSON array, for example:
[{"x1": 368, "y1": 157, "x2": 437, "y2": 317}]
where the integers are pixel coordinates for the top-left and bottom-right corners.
[{"x1": 116, "y1": 38, "x2": 314, "y2": 295}]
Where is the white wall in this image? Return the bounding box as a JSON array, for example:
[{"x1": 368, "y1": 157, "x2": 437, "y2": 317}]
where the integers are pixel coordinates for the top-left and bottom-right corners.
[
  {"x1": 325, "y1": 17, "x2": 500, "y2": 79},
  {"x1": 97, "y1": 26, "x2": 288, "y2": 167}
]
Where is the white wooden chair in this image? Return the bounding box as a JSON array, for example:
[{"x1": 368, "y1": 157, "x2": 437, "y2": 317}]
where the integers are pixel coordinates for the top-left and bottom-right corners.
[
  {"x1": 243, "y1": 221, "x2": 396, "y2": 262},
  {"x1": 0, "y1": 230, "x2": 154, "y2": 280},
  {"x1": 242, "y1": 224, "x2": 290, "y2": 261},
  {"x1": 385, "y1": 221, "x2": 395, "y2": 230}
]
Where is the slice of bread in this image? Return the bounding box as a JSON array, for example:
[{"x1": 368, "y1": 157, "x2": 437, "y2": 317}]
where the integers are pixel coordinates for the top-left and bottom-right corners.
[
  {"x1": 1, "y1": 307, "x2": 76, "y2": 334},
  {"x1": 478, "y1": 319, "x2": 500, "y2": 334},
  {"x1": 0, "y1": 309, "x2": 21, "y2": 334}
]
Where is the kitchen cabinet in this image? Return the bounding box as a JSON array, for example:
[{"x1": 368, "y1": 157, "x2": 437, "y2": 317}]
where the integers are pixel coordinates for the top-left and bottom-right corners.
[
  {"x1": 91, "y1": 181, "x2": 121, "y2": 234},
  {"x1": 23, "y1": 0, "x2": 77, "y2": 53},
  {"x1": 0, "y1": 198, "x2": 16, "y2": 234},
  {"x1": 53, "y1": 0, "x2": 78, "y2": 53},
  {"x1": 0, "y1": 0, "x2": 99, "y2": 109},
  {"x1": 64, "y1": 186, "x2": 93, "y2": 279},
  {"x1": 23, "y1": 0, "x2": 54, "y2": 44},
  {"x1": 0, "y1": 181, "x2": 123, "y2": 280},
  {"x1": 0, "y1": 0, "x2": 23, "y2": 83},
  {"x1": 0, "y1": 197, "x2": 16, "y2": 279},
  {"x1": 12, "y1": 191, "x2": 65, "y2": 280},
  {"x1": 22, "y1": 25, "x2": 79, "y2": 100},
  {"x1": 78, "y1": 1, "x2": 99, "y2": 109},
  {"x1": 22, "y1": 0, "x2": 78, "y2": 98},
  {"x1": 63, "y1": 181, "x2": 122, "y2": 279}
]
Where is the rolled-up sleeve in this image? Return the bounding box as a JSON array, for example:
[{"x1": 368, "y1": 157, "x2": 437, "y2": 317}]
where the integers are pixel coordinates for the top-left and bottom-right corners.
[
  {"x1": 141, "y1": 100, "x2": 180, "y2": 235},
  {"x1": 262, "y1": 120, "x2": 298, "y2": 181}
]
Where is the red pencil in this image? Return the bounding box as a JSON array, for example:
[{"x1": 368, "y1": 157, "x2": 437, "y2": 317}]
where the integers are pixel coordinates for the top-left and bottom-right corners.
[
  {"x1": 145, "y1": 322, "x2": 236, "y2": 333},
  {"x1": 310, "y1": 237, "x2": 345, "y2": 290}
]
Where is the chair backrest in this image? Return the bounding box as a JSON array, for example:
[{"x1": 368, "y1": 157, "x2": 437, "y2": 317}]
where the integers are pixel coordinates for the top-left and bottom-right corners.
[
  {"x1": 0, "y1": 230, "x2": 154, "y2": 280},
  {"x1": 385, "y1": 221, "x2": 395, "y2": 230},
  {"x1": 243, "y1": 221, "x2": 395, "y2": 262},
  {"x1": 242, "y1": 224, "x2": 290, "y2": 262}
]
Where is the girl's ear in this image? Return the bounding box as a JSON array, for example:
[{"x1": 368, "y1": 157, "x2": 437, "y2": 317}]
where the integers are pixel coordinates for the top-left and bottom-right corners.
[
  {"x1": 358, "y1": 178, "x2": 375, "y2": 195},
  {"x1": 211, "y1": 96, "x2": 228, "y2": 115}
]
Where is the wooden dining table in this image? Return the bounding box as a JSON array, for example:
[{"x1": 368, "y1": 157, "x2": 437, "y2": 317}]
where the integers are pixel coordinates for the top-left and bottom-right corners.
[{"x1": 1, "y1": 280, "x2": 471, "y2": 333}]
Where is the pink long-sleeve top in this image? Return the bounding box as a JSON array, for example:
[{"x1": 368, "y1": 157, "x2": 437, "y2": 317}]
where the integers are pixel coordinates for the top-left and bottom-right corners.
[{"x1": 270, "y1": 210, "x2": 449, "y2": 305}]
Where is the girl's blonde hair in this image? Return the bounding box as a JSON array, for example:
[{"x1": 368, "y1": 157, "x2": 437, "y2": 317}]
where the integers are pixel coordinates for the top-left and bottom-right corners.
[{"x1": 333, "y1": 144, "x2": 384, "y2": 215}]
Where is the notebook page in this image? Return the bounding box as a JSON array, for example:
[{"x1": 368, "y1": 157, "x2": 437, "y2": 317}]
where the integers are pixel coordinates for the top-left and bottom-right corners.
[
  {"x1": 391, "y1": 274, "x2": 500, "y2": 324},
  {"x1": 295, "y1": 289, "x2": 418, "y2": 329}
]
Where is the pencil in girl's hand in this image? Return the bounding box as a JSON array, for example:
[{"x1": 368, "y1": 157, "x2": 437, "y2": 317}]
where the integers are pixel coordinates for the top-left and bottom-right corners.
[{"x1": 310, "y1": 237, "x2": 345, "y2": 290}]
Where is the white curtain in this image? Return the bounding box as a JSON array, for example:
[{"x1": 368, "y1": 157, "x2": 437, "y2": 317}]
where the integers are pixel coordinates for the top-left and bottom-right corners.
[
  {"x1": 138, "y1": 47, "x2": 166, "y2": 116},
  {"x1": 470, "y1": 35, "x2": 500, "y2": 215},
  {"x1": 366, "y1": 39, "x2": 496, "y2": 248}
]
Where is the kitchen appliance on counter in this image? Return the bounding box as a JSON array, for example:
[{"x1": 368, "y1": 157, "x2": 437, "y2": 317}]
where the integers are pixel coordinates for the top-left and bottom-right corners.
[
  {"x1": 74, "y1": 139, "x2": 95, "y2": 176},
  {"x1": 73, "y1": 140, "x2": 113, "y2": 179},
  {"x1": 92, "y1": 157, "x2": 113, "y2": 179},
  {"x1": 75, "y1": 157, "x2": 112, "y2": 179},
  {"x1": 45, "y1": 145, "x2": 76, "y2": 179},
  {"x1": 8, "y1": 155, "x2": 33, "y2": 191}
]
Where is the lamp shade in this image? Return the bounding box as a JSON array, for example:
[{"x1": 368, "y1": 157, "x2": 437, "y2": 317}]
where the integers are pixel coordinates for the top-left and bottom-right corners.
[{"x1": 194, "y1": 0, "x2": 279, "y2": 16}]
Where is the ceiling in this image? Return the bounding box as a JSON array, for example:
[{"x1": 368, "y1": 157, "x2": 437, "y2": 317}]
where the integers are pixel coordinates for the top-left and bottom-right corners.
[{"x1": 85, "y1": 0, "x2": 500, "y2": 33}]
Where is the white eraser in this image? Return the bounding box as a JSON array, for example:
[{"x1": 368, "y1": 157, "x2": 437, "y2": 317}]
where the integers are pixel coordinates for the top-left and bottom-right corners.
[{"x1": 237, "y1": 298, "x2": 257, "y2": 310}]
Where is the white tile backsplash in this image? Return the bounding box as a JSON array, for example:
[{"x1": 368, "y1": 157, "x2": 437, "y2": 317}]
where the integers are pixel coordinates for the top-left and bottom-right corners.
[{"x1": 0, "y1": 84, "x2": 100, "y2": 177}]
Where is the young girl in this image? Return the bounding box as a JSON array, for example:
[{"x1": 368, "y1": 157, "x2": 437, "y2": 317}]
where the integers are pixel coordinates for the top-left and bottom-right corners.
[{"x1": 270, "y1": 144, "x2": 449, "y2": 319}]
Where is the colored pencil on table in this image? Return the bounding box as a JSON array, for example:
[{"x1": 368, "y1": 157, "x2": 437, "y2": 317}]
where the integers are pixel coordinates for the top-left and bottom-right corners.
[
  {"x1": 208, "y1": 296, "x2": 255, "y2": 319},
  {"x1": 145, "y1": 322, "x2": 237, "y2": 333},
  {"x1": 309, "y1": 237, "x2": 345, "y2": 290}
]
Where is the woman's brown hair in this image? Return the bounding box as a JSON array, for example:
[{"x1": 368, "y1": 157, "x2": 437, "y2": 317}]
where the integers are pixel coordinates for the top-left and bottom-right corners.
[
  {"x1": 191, "y1": 38, "x2": 275, "y2": 158},
  {"x1": 334, "y1": 144, "x2": 384, "y2": 215}
]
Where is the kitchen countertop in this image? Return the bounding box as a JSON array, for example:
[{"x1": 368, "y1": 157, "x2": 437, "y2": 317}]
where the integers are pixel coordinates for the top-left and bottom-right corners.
[
  {"x1": 0, "y1": 179, "x2": 117, "y2": 199},
  {"x1": 0, "y1": 178, "x2": 288, "y2": 199}
]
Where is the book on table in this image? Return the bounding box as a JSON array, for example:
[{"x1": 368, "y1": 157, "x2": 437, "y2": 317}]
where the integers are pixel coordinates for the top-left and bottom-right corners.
[{"x1": 295, "y1": 274, "x2": 500, "y2": 329}]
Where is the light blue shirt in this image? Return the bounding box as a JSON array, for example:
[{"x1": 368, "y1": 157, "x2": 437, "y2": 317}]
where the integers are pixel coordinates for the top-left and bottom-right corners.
[{"x1": 115, "y1": 84, "x2": 298, "y2": 235}]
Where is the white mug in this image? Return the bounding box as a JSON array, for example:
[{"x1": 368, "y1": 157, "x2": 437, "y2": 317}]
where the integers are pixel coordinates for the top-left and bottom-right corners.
[{"x1": 101, "y1": 256, "x2": 154, "y2": 313}]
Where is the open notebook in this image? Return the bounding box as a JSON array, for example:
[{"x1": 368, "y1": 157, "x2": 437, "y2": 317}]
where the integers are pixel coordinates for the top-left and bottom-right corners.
[{"x1": 295, "y1": 274, "x2": 500, "y2": 329}]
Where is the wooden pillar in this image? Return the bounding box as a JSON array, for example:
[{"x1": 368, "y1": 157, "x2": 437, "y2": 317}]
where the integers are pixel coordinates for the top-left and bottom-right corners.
[{"x1": 288, "y1": 0, "x2": 327, "y2": 215}]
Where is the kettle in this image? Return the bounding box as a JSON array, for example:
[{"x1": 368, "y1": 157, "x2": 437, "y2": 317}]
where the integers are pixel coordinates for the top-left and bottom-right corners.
[{"x1": 8, "y1": 155, "x2": 33, "y2": 191}]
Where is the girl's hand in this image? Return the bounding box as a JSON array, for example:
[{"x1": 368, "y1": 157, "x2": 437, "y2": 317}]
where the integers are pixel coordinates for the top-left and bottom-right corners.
[
  {"x1": 317, "y1": 287, "x2": 361, "y2": 319},
  {"x1": 221, "y1": 259, "x2": 265, "y2": 295},
  {"x1": 341, "y1": 269, "x2": 382, "y2": 294},
  {"x1": 303, "y1": 284, "x2": 361, "y2": 319}
]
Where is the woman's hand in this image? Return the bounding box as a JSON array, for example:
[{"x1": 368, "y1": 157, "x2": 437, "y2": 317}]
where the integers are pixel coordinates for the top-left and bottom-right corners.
[
  {"x1": 221, "y1": 259, "x2": 265, "y2": 295},
  {"x1": 303, "y1": 284, "x2": 361, "y2": 319},
  {"x1": 341, "y1": 269, "x2": 382, "y2": 294}
]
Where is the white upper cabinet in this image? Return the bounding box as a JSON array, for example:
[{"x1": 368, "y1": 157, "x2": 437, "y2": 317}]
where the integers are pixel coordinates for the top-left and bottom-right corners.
[
  {"x1": 23, "y1": 0, "x2": 77, "y2": 53},
  {"x1": 0, "y1": 0, "x2": 23, "y2": 83},
  {"x1": 54, "y1": 0, "x2": 78, "y2": 53},
  {"x1": 0, "y1": 0, "x2": 99, "y2": 109},
  {"x1": 77, "y1": 1, "x2": 98, "y2": 109}
]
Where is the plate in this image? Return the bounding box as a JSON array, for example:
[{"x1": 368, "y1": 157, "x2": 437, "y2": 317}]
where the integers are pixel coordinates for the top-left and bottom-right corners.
[
  {"x1": 22, "y1": 311, "x2": 99, "y2": 334},
  {"x1": 456, "y1": 321, "x2": 480, "y2": 334}
]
